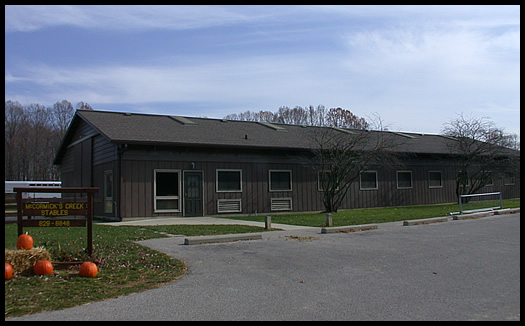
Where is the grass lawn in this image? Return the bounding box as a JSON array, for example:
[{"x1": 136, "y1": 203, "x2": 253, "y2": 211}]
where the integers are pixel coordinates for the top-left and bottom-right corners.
[
  {"x1": 224, "y1": 199, "x2": 520, "y2": 227},
  {"x1": 5, "y1": 223, "x2": 266, "y2": 318}
]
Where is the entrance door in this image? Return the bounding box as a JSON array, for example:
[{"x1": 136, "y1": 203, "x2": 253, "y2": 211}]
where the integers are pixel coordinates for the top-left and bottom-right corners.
[{"x1": 183, "y1": 171, "x2": 203, "y2": 217}]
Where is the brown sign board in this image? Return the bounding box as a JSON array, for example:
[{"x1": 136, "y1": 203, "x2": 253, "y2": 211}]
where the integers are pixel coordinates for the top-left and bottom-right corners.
[{"x1": 15, "y1": 187, "x2": 98, "y2": 256}]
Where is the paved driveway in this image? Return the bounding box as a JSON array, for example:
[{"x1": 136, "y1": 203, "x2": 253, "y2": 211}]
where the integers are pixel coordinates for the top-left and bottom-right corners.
[{"x1": 9, "y1": 214, "x2": 520, "y2": 320}]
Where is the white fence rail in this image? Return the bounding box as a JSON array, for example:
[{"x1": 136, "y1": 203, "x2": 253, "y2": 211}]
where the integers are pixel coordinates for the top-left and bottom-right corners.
[{"x1": 457, "y1": 192, "x2": 503, "y2": 215}]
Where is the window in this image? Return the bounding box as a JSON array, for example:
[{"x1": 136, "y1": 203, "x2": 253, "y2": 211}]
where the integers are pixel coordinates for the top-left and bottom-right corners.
[
  {"x1": 154, "y1": 169, "x2": 181, "y2": 212},
  {"x1": 503, "y1": 174, "x2": 515, "y2": 186},
  {"x1": 269, "y1": 170, "x2": 292, "y2": 191},
  {"x1": 396, "y1": 171, "x2": 412, "y2": 189},
  {"x1": 428, "y1": 171, "x2": 442, "y2": 188},
  {"x1": 360, "y1": 171, "x2": 378, "y2": 190},
  {"x1": 318, "y1": 170, "x2": 338, "y2": 191},
  {"x1": 104, "y1": 170, "x2": 113, "y2": 213},
  {"x1": 216, "y1": 169, "x2": 242, "y2": 192}
]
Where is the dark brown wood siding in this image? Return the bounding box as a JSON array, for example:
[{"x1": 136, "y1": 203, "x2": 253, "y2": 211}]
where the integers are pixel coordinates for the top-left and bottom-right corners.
[
  {"x1": 59, "y1": 120, "x2": 119, "y2": 218},
  {"x1": 115, "y1": 144, "x2": 520, "y2": 218}
]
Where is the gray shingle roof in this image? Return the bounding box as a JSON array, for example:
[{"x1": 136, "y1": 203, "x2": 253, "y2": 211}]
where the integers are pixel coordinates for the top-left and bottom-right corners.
[
  {"x1": 56, "y1": 109, "x2": 503, "y2": 165},
  {"x1": 73, "y1": 110, "x2": 462, "y2": 154}
]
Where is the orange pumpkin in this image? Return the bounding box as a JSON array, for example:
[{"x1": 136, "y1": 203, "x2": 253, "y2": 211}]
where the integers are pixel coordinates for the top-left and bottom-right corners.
[
  {"x1": 79, "y1": 262, "x2": 98, "y2": 278},
  {"x1": 33, "y1": 260, "x2": 53, "y2": 276},
  {"x1": 5, "y1": 263, "x2": 14, "y2": 280},
  {"x1": 17, "y1": 234, "x2": 34, "y2": 250}
]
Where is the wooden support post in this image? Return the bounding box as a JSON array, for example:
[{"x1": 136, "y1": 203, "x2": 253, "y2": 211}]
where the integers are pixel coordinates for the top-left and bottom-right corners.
[
  {"x1": 87, "y1": 190, "x2": 94, "y2": 256},
  {"x1": 16, "y1": 190, "x2": 23, "y2": 237},
  {"x1": 265, "y1": 216, "x2": 272, "y2": 230},
  {"x1": 326, "y1": 213, "x2": 333, "y2": 227}
]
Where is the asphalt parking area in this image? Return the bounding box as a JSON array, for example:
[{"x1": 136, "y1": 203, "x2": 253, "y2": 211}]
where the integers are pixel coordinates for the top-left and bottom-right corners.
[{"x1": 10, "y1": 213, "x2": 520, "y2": 321}]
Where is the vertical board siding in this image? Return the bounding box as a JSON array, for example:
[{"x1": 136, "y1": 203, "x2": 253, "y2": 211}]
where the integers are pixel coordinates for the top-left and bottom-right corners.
[{"x1": 116, "y1": 151, "x2": 519, "y2": 218}]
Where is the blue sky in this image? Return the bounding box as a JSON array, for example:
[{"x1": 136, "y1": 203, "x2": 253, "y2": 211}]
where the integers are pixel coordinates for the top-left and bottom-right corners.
[{"x1": 5, "y1": 5, "x2": 520, "y2": 135}]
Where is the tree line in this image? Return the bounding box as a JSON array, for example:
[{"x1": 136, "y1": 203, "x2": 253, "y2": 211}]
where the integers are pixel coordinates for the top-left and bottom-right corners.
[
  {"x1": 5, "y1": 100, "x2": 93, "y2": 181},
  {"x1": 224, "y1": 105, "x2": 369, "y2": 129}
]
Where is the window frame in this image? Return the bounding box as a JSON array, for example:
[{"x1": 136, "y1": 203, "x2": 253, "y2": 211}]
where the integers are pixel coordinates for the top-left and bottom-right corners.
[
  {"x1": 428, "y1": 170, "x2": 443, "y2": 188},
  {"x1": 360, "y1": 170, "x2": 378, "y2": 190},
  {"x1": 104, "y1": 170, "x2": 113, "y2": 213},
  {"x1": 269, "y1": 170, "x2": 293, "y2": 192},
  {"x1": 396, "y1": 170, "x2": 413, "y2": 189},
  {"x1": 503, "y1": 174, "x2": 515, "y2": 186},
  {"x1": 154, "y1": 169, "x2": 181, "y2": 213},
  {"x1": 318, "y1": 170, "x2": 340, "y2": 192},
  {"x1": 216, "y1": 169, "x2": 243, "y2": 193}
]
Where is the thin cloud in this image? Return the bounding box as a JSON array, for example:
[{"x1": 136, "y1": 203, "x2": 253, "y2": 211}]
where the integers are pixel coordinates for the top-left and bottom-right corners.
[
  {"x1": 5, "y1": 5, "x2": 271, "y2": 32},
  {"x1": 338, "y1": 23, "x2": 520, "y2": 133},
  {"x1": 5, "y1": 53, "x2": 331, "y2": 105}
]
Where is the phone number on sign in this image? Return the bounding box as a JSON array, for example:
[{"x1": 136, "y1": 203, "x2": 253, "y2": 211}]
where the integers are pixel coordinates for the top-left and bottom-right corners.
[{"x1": 38, "y1": 220, "x2": 71, "y2": 227}]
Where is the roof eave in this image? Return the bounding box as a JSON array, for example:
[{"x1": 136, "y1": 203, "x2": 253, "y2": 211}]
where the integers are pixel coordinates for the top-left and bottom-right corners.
[{"x1": 53, "y1": 110, "x2": 114, "y2": 165}]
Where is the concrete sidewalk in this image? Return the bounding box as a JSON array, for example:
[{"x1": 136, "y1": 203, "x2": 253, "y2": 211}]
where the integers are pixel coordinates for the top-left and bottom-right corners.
[{"x1": 100, "y1": 216, "x2": 313, "y2": 231}]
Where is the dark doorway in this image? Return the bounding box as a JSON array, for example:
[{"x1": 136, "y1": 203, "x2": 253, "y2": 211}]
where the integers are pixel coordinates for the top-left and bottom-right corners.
[{"x1": 184, "y1": 171, "x2": 203, "y2": 217}]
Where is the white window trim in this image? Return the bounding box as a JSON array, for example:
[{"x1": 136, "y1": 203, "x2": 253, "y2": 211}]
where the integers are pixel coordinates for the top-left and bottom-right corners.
[
  {"x1": 269, "y1": 170, "x2": 293, "y2": 192},
  {"x1": 216, "y1": 169, "x2": 243, "y2": 193},
  {"x1": 104, "y1": 170, "x2": 113, "y2": 213},
  {"x1": 360, "y1": 170, "x2": 378, "y2": 190},
  {"x1": 396, "y1": 170, "x2": 413, "y2": 190},
  {"x1": 154, "y1": 169, "x2": 181, "y2": 213},
  {"x1": 428, "y1": 170, "x2": 443, "y2": 188},
  {"x1": 318, "y1": 170, "x2": 340, "y2": 192}
]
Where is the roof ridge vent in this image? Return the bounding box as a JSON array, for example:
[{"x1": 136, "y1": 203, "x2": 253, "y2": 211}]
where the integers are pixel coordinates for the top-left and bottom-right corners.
[
  {"x1": 257, "y1": 121, "x2": 287, "y2": 131},
  {"x1": 169, "y1": 116, "x2": 198, "y2": 125}
]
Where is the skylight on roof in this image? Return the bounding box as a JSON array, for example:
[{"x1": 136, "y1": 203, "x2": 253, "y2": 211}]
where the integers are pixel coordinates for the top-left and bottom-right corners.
[
  {"x1": 257, "y1": 121, "x2": 287, "y2": 131},
  {"x1": 169, "y1": 116, "x2": 198, "y2": 125},
  {"x1": 332, "y1": 127, "x2": 357, "y2": 135},
  {"x1": 391, "y1": 131, "x2": 418, "y2": 139}
]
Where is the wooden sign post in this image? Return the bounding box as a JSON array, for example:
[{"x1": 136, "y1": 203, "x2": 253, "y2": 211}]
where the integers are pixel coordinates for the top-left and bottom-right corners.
[{"x1": 14, "y1": 187, "x2": 98, "y2": 256}]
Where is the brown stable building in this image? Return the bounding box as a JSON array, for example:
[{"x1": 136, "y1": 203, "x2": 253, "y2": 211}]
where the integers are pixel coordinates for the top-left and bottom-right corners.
[{"x1": 54, "y1": 110, "x2": 520, "y2": 220}]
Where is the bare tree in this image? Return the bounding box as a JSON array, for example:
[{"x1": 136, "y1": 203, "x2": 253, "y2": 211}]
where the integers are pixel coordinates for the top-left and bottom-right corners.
[
  {"x1": 76, "y1": 101, "x2": 94, "y2": 111},
  {"x1": 225, "y1": 105, "x2": 368, "y2": 129},
  {"x1": 5, "y1": 101, "x2": 27, "y2": 180},
  {"x1": 51, "y1": 100, "x2": 75, "y2": 139},
  {"x1": 326, "y1": 107, "x2": 369, "y2": 129},
  {"x1": 4, "y1": 99, "x2": 89, "y2": 181},
  {"x1": 441, "y1": 113, "x2": 520, "y2": 198},
  {"x1": 311, "y1": 116, "x2": 401, "y2": 212}
]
